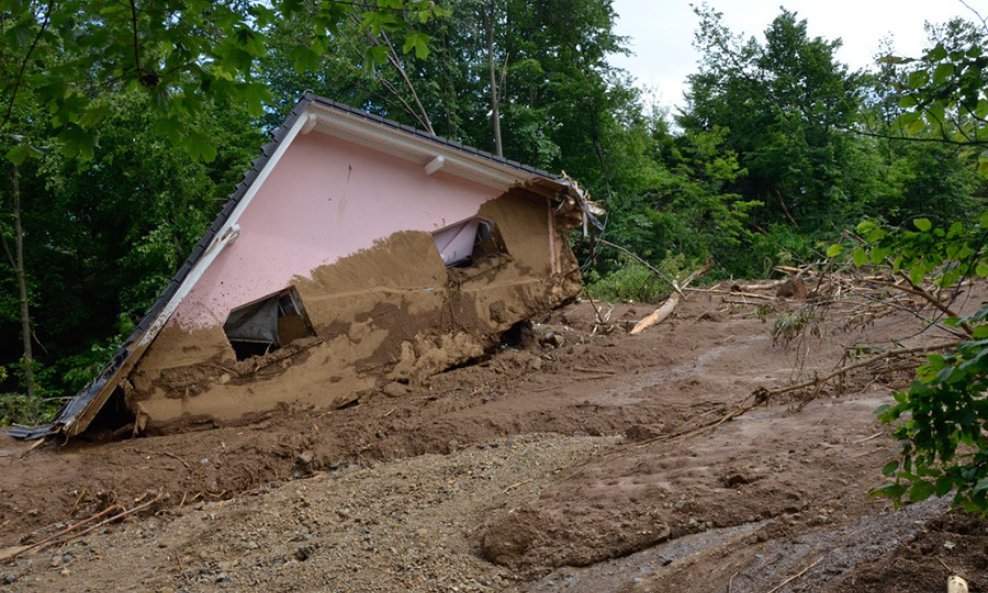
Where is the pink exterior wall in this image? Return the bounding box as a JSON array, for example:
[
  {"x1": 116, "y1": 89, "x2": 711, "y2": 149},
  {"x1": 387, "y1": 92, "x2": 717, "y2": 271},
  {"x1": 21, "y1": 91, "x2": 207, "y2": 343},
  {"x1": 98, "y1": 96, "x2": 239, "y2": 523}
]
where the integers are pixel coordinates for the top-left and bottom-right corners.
[{"x1": 171, "y1": 132, "x2": 501, "y2": 330}]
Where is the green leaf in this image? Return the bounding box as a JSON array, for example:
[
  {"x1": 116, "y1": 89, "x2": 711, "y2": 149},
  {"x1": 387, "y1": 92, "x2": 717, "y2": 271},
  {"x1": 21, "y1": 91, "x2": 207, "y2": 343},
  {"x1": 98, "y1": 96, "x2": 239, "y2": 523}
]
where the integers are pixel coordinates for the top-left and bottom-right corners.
[
  {"x1": 933, "y1": 63, "x2": 955, "y2": 85},
  {"x1": 934, "y1": 475, "x2": 954, "y2": 497},
  {"x1": 976, "y1": 260, "x2": 988, "y2": 278},
  {"x1": 183, "y1": 129, "x2": 217, "y2": 162},
  {"x1": 5, "y1": 144, "x2": 31, "y2": 165},
  {"x1": 56, "y1": 124, "x2": 97, "y2": 160},
  {"x1": 908, "y1": 480, "x2": 935, "y2": 502},
  {"x1": 913, "y1": 218, "x2": 932, "y2": 232},
  {"x1": 909, "y1": 263, "x2": 926, "y2": 285},
  {"x1": 856, "y1": 220, "x2": 877, "y2": 235},
  {"x1": 401, "y1": 31, "x2": 431, "y2": 60},
  {"x1": 870, "y1": 482, "x2": 906, "y2": 500},
  {"x1": 978, "y1": 156, "x2": 988, "y2": 179},
  {"x1": 852, "y1": 248, "x2": 868, "y2": 268},
  {"x1": 907, "y1": 70, "x2": 930, "y2": 89},
  {"x1": 367, "y1": 45, "x2": 388, "y2": 66},
  {"x1": 882, "y1": 461, "x2": 898, "y2": 477},
  {"x1": 152, "y1": 116, "x2": 183, "y2": 145},
  {"x1": 826, "y1": 243, "x2": 843, "y2": 258},
  {"x1": 898, "y1": 111, "x2": 920, "y2": 126}
]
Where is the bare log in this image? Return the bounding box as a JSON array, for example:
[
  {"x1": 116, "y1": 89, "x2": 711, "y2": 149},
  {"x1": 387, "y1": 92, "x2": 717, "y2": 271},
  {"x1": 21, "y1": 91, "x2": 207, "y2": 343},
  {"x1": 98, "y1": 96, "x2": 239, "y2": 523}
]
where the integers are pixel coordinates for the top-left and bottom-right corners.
[
  {"x1": 730, "y1": 279, "x2": 785, "y2": 291},
  {"x1": 629, "y1": 292, "x2": 682, "y2": 335},
  {"x1": 629, "y1": 261, "x2": 710, "y2": 335}
]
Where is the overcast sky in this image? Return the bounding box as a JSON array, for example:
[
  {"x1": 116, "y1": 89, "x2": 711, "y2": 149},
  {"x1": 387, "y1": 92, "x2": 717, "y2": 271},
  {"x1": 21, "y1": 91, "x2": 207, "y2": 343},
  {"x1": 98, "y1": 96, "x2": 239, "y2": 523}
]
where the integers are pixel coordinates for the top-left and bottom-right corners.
[{"x1": 609, "y1": 0, "x2": 981, "y2": 111}]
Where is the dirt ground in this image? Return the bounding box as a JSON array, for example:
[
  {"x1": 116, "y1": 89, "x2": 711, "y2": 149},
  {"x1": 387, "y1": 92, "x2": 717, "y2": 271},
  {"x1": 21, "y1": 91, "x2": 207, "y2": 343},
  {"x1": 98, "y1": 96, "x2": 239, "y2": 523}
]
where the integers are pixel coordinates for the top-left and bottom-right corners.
[{"x1": 1, "y1": 285, "x2": 986, "y2": 592}]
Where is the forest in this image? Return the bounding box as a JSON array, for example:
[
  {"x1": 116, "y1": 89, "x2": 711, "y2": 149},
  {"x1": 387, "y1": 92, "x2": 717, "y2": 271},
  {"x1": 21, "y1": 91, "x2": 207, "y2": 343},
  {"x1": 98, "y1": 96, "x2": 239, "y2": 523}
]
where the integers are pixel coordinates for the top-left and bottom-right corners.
[{"x1": 1, "y1": 0, "x2": 986, "y2": 434}]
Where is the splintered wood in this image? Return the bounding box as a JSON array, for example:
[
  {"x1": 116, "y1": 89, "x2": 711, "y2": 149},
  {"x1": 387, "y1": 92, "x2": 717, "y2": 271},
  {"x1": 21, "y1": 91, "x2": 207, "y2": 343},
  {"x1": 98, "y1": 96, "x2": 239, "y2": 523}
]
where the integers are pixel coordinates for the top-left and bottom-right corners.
[{"x1": 630, "y1": 261, "x2": 710, "y2": 335}]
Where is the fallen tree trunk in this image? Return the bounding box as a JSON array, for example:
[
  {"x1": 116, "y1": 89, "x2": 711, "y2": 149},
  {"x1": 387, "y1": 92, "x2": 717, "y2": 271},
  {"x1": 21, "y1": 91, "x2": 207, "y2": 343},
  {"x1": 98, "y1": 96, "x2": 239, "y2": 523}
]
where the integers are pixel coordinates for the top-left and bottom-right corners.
[
  {"x1": 630, "y1": 261, "x2": 710, "y2": 335},
  {"x1": 629, "y1": 293, "x2": 681, "y2": 335}
]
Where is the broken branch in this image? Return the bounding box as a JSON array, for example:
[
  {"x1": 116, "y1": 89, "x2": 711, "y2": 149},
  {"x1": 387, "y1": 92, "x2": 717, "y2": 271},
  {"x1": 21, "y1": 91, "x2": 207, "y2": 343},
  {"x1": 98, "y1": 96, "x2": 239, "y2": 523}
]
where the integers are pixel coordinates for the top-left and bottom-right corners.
[
  {"x1": 0, "y1": 503, "x2": 124, "y2": 562},
  {"x1": 765, "y1": 556, "x2": 826, "y2": 593},
  {"x1": 595, "y1": 239, "x2": 679, "y2": 291},
  {"x1": 757, "y1": 341, "x2": 957, "y2": 399},
  {"x1": 629, "y1": 292, "x2": 682, "y2": 335},
  {"x1": 162, "y1": 451, "x2": 192, "y2": 470}
]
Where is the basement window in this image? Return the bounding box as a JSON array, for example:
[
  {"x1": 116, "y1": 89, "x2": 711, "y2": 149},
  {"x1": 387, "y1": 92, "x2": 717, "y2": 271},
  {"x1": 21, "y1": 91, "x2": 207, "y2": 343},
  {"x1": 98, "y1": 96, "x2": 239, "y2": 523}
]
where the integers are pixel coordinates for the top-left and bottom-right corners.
[
  {"x1": 223, "y1": 288, "x2": 316, "y2": 361},
  {"x1": 432, "y1": 218, "x2": 507, "y2": 268}
]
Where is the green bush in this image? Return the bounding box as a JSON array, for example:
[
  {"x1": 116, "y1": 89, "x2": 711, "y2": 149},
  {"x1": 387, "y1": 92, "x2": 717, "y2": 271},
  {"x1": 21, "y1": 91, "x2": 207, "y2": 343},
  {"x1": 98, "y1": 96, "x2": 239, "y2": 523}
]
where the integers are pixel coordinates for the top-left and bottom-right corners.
[
  {"x1": 0, "y1": 365, "x2": 63, "y2": 427},
  {"x1": 586, "y1": 253, "x2": 689, "y2": 303},
  {"x1": 734, "y1": 224, "x2": 825, "y2": 278}
]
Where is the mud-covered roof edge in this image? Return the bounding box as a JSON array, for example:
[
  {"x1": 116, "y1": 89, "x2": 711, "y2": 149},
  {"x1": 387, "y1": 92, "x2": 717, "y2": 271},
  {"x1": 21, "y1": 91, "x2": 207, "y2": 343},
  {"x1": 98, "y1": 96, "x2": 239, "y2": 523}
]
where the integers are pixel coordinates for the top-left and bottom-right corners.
[{"x1": 7, "y1": 93, "x2": 595, "y2": 441}]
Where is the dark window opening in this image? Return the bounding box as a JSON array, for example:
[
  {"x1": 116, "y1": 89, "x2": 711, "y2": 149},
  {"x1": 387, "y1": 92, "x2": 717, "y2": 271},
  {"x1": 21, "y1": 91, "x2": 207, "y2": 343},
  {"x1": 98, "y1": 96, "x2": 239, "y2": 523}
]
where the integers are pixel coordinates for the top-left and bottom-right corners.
[
  {"x1": 223, "y1": 288, "x2": 316, "y2": 361},
  {"x1": 80, "y1": 386, "x2": 137, "y2": 441},
  {"x1": 432, "y1": 218, "x2": 507, "y2": 268}
]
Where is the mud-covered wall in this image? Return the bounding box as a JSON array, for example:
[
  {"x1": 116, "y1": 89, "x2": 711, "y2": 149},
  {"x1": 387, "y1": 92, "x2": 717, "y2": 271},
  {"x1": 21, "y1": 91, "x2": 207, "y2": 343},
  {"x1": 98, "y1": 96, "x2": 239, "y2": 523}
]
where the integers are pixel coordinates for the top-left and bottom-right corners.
[
  {"x1": 171, "y1": 132, "x2": 500, "y2": 330},
  {"x1": 127, "y1": 133, "x2": 582, "y2": 431}
]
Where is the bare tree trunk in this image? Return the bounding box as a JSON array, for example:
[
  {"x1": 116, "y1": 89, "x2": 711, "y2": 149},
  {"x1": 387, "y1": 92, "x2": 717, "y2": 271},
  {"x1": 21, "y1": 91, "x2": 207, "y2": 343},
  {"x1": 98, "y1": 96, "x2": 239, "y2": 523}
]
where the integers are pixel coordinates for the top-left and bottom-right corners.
[
  {"x1": 485, "y1": 3, "x2": 503, "y2": 157},
  {"x1": 377, "y1": 30, "x2": 435, "y2": 135},
  {"x1": 11, "y1": 165, "x2": 35, "y2": 398}
]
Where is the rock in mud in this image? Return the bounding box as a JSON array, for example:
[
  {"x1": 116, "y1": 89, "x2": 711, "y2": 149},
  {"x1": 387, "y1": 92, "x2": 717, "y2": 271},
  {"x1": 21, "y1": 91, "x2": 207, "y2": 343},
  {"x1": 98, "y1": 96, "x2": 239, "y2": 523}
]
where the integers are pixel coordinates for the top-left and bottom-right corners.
[
  {"x1": 479, "y1": 509, "x2": 545, "y2": 567},
  {"x1": 381, "y1": 382, "x2": 410, "y2": 398}
]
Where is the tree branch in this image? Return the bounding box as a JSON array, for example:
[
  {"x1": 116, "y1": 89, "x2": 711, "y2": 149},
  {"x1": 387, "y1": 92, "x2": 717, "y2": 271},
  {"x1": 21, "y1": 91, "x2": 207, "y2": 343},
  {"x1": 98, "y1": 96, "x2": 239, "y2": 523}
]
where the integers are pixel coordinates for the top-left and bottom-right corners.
[
  {"x1": 880, "y1": 273, "x2": 974, "y2": 336},
  {"x1": 377, "y1": 29, "x2": 434, "y2": 134},
  {"x1": 844, "y1": 123, "x2": 988, "y2": 147},
  {"x1": 2, "y1": 0, "x2": 54, "y2": 130},
  {"x1": 129, "y1": 0, "x2": 142, "y2": 77}
]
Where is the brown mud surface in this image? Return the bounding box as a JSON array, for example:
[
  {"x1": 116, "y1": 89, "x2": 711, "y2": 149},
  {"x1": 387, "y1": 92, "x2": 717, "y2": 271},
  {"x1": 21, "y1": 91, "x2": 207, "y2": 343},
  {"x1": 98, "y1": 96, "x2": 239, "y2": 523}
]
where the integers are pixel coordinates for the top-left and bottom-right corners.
[{"x1": 1, "y1": 287, "x2": 986, "y2": 592}]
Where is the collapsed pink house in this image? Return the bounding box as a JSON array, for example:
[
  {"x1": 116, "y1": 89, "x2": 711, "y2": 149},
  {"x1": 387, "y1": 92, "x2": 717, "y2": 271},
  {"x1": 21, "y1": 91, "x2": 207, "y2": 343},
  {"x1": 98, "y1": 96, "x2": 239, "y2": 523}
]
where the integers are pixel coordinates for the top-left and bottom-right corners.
[{"x1": 11, "y1": 93, "x2": 599, "y2": 439}]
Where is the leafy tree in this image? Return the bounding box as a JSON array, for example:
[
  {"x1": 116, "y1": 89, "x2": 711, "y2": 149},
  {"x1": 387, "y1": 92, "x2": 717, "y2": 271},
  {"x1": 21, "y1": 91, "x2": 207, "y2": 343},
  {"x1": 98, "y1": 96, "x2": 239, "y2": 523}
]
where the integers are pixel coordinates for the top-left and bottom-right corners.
[
  {"x1": 833, "y1": 16, "x2": 988, "y2": 513},
  {"x1": 0, "y1": 92, "x2": 263, "y2": 406},
  {"x1": 680, "y1": 6, "x2": 873, "y2": 235}
]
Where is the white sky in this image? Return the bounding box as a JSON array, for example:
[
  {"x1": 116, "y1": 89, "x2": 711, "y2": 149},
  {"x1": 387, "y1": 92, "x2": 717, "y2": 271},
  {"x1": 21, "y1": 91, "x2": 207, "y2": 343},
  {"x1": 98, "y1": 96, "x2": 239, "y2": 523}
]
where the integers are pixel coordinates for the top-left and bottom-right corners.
[{"x1": 610, "y1": 0, "x2": 981, "y2": 112}]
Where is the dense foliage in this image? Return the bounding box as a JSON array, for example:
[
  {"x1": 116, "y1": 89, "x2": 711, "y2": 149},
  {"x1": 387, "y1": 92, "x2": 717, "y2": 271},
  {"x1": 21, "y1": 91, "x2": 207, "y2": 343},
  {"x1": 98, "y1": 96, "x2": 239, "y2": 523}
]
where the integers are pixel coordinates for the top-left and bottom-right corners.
[
  {"x1": 2, "y1": 0, "x2": 988, "y2": 481},
  {"x1": 828, "y1": 17, "x2": 988, "y2": 514}
]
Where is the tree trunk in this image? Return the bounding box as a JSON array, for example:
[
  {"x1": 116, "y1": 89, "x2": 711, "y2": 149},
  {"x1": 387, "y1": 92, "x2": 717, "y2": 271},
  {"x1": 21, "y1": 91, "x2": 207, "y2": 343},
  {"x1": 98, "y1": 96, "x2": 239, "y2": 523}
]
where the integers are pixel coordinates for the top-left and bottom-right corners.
[
  {"x1": 11, "y1": 165, "x2": 35, "y2": 398},
  {"x1": 486, "y1": 3, "x2": 503, "y2": 157}
]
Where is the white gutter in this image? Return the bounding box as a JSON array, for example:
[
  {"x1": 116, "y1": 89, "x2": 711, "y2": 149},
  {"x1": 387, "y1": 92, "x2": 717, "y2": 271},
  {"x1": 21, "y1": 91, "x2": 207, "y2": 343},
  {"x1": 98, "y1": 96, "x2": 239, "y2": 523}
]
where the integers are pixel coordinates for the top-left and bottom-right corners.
[{"x1": 306, "y1": 105, "x2": 538, "y2": 191}]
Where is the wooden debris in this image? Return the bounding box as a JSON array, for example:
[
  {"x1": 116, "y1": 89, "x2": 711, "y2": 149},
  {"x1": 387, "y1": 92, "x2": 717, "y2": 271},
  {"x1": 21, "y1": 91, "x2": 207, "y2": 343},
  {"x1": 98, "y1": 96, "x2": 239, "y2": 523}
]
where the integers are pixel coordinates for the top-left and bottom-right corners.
[
  {"x1": 0, "y1": 494, "x2": 164, "y2": 564},
  {"x1": 757, "y1": 341, "x2": 957, "y2": 400},
  {"x1": 765, "y1": 556, "x2": 825, "y2": 593},
  {"x1": 630, "y1": 261, "x2": 711, "y2": 335},
  {"x1": 730, "y1": 279, "x2": 785, "y2": 292},
  {"x1": 162, "y1": 451, "x2": 192, "y2": 470},
  {"x1": 629, "y1": 292, "x2": 682, "y2": 335},
  {"x1": 947, "y1": 575, "x2": 969, "y2": 593}
]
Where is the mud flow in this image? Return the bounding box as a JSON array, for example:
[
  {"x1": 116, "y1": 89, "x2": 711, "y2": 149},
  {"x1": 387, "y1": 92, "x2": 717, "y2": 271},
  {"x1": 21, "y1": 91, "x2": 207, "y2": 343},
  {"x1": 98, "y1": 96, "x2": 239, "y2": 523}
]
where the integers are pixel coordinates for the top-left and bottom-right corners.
[{"x1": 1, "y1": 288, "x2": 985, "y2": 592}]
